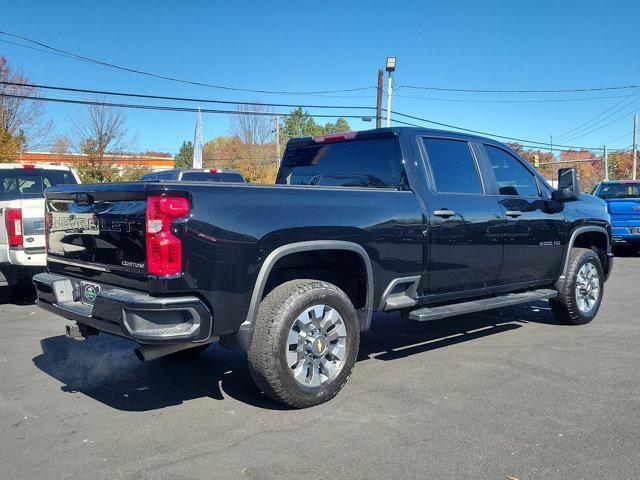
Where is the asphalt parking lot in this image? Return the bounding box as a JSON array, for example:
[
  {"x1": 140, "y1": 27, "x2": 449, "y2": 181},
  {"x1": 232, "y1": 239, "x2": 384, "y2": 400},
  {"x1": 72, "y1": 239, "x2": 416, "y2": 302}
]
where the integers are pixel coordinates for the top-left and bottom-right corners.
[{"x1": 1, "y1": 254, "x2": 639, "y2": 480}]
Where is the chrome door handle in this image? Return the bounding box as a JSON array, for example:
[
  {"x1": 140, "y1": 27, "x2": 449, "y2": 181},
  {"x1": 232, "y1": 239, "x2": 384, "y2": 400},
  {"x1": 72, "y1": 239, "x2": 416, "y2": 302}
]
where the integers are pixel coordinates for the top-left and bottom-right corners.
[
  {"x1": 433, "y1": 209, "x2": 456, "y2": 218},
  {"x1": 506, "y1": 210, "x2": 522, "y2": 218}
]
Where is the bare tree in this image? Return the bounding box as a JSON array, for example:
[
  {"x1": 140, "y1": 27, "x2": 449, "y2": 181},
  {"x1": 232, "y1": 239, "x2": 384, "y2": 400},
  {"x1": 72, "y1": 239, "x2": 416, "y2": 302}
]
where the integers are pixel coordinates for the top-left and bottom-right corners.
[
  {"x1": 70, "y1": 101, "x2": 137, "y2": 182},
  {"x1": 70, "y1": 101, "x2": 136, "y2": 160},
  {"x1": 229, "y1": 102, "x2": 274, "y2": 146},
  {"x1": 0, "y1": 56, "x2": 52, "y2": 159},
  {"x1": 52, "y1": 135, "x2": 71, "y2": 155}
]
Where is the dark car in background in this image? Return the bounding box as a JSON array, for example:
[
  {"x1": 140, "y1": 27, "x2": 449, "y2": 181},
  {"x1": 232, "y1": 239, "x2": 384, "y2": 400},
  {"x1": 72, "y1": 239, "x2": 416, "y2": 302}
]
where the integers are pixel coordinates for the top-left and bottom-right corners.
[
  {"x1": 593, "y1": 180, "x2": 640, "y2": 248},
  {"x1": 140, "y1": 168, "x2": 246, "y2": 183}
]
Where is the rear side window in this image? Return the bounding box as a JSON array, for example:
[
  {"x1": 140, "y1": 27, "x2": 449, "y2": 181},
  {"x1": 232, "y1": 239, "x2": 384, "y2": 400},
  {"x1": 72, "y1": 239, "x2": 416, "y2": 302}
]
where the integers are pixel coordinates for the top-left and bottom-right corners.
[
  {"x1": 277, "y1": 138, "x2": 405, "y2": 189},
  {"x1": 422, "y1": 138, "x2": 483, "y2": 194},
  {"x1": 42, "y1": 170, "x2": 77, "y2": 188},
  {"x1": 484, "y1": 145, "x2": 539, "y2": 197},
  {"x1": 0, "y1": 169, "x2": 77, "y2": 198}
]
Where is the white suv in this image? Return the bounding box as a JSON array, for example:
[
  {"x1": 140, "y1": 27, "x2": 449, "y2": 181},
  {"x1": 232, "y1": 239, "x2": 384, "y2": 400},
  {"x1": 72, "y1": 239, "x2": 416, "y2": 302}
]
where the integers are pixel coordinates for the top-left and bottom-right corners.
[{"x1": 0, "y1": 164, "x2": 81, "y2": 301}]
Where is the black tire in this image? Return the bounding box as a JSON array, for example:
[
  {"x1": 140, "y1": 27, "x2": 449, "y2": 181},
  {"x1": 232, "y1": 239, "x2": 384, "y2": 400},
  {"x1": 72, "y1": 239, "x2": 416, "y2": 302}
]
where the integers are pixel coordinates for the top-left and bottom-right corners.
[
  {"x1": 248, "y1": 279, "x2": 360, "y2": 408},
  {"x1": 550, "y1": 247, "x2": 604, "y2": 325}
]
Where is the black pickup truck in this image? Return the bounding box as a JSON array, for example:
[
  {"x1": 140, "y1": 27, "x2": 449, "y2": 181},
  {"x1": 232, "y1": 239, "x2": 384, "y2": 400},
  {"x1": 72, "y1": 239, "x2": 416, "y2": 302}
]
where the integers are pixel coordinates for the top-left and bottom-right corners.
[{"x1": 34, "y1": 127, "x2": 613, "y2": 408}]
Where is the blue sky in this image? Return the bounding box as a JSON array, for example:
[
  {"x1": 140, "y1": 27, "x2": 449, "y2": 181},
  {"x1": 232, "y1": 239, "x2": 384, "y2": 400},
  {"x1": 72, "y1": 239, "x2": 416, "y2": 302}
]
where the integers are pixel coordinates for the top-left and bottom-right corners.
[{"x1": 1, "y1": 0, "x2": 639, "y2": 154}]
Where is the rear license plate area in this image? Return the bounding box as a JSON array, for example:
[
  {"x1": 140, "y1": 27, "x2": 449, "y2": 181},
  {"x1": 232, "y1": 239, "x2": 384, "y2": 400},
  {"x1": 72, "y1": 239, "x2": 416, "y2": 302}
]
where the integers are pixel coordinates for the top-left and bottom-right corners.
[{"x1": 80, "y1": 282, "x2": 101, "y2": 306}]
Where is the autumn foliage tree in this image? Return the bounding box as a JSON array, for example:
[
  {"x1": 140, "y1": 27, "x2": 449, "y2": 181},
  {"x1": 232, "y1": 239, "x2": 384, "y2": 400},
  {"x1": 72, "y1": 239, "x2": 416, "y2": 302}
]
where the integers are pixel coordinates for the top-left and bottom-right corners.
[{"x1": 0, "y1": 56, "x2": 52, "y2": 161}]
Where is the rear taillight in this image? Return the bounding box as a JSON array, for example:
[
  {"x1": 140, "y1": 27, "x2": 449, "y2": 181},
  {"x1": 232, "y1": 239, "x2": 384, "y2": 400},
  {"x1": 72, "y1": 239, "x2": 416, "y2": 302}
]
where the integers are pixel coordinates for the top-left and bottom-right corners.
[
  {"x1": 146, "y1": 196, "x2": 189, "y2": 275},
  {"x1": 5, "y1": 208, "x2": 23, "y2": 247}
]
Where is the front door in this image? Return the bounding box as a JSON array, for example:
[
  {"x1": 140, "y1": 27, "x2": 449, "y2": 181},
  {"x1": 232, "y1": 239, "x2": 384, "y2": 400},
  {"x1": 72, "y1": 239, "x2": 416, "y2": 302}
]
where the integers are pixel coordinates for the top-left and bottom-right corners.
[
  {"x1": 481, "y1": 143, "x2": 565, "y2": 284},
  {"x1": 419, "y1": 137, "x2": 504, "y2": 297}
]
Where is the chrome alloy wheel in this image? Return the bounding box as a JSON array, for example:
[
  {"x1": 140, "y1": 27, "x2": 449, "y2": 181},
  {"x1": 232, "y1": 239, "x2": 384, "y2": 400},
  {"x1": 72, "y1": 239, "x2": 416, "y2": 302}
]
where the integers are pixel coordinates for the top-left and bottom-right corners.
[
  {"x1": 285, "y1": 304, "x2": 347, "y2": 388},
  {"x1": 575, "y1": 262, "x2": 600, "y2": 313}
]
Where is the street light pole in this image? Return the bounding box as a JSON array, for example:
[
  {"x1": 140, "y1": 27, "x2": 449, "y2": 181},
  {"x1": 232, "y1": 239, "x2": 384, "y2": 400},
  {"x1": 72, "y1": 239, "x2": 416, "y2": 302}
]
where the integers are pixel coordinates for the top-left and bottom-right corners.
[
  {"x1": 386, "y1": 73, "x2": 393, "y2": 127},
  {"x1": 385, "y1": 57, "x2": 396, "y2": 128}
]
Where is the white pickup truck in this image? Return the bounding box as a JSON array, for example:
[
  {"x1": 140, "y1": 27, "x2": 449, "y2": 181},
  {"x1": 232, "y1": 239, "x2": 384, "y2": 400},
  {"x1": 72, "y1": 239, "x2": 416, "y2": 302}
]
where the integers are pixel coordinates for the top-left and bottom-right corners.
[{"x1": 0, "y1": 164, "x2": 80, "y2": 301}]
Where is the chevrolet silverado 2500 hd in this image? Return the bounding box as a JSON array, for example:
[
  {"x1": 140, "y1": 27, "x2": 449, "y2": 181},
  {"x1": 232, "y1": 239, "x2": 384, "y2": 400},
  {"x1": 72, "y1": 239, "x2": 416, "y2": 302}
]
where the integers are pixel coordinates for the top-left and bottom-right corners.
[{"x1": 34, "y1": 128, "x2": 613, "y2": 407}]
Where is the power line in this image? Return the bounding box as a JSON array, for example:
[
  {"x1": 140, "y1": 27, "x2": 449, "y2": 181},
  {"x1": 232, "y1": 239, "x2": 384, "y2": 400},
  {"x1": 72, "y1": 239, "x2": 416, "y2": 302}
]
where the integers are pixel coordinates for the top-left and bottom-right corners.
[
  {"x1": 555, "y1": 88, "x2": 640, "y2": 141},
  {"x1": 0, "y1": 80, "x2": 376, "y2": 111},
  {"x1": 560, "y1": 104, "x2": 640, "y2": 143},
  {"x1": 394, "y1": 93, "x2": 636, "y2": 104},
  {"x1": 4, "y1": 91, "x2": 603, "y2": 152},
  {"x1": 0, "y1": 93, "x2": 373, "y2": 120},
  {"x1": 0, "y1": 30, "x2": 376, "y2": 96},
  {"x1": 602, "y1": 131, "x2": 633, "y2": 146},
  {"x1": 396, "y1": 83, "x2": 640, "y2": 94},
  {"x1": 390, "y1": 111, "x2": 604, "y2": 150}
]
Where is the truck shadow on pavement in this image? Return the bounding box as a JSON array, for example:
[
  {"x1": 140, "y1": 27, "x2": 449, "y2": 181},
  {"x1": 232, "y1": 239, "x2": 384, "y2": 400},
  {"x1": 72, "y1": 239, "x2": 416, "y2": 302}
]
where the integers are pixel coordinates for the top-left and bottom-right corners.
[{"x1": 33, "y1": 302, "x2": 562, "y2": 411}]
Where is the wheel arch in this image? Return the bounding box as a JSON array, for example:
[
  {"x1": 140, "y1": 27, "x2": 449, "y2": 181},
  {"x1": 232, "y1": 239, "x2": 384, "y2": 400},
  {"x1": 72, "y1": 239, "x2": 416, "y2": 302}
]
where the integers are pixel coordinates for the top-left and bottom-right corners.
[
  {"x1": 220, "y1": 241, "x2": 374, "y2": 351},
  {"x1": 555, "y1": 225, "x2": 611, "y2": 291}
]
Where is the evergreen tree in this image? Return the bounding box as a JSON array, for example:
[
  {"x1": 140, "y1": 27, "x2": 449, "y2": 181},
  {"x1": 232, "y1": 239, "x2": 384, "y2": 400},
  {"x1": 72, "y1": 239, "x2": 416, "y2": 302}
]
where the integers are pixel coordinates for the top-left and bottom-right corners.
[{"x1": 174, "y1": 140, "x2": 194, "y2": 168}]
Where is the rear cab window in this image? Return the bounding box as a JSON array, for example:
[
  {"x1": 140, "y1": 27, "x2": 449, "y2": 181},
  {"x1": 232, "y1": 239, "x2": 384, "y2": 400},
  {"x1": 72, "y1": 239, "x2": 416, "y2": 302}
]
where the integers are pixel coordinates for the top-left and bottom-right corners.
[
  {"x1": 421, "y1": 137, "x2": 484, "y2": 194},
  {"x1": 277, "y1": 137, "x2": 406, "y2": 189},
  {"x1": 0, "y1": 169, "x2": 77, "y2": 199}
]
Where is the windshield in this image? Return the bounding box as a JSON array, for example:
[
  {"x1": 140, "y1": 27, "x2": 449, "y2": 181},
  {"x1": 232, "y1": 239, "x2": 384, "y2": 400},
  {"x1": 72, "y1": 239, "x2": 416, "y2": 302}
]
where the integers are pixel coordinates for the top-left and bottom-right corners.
[
  {"x1": 597, "y1": 183, "x2": 640, "y2": 199},
  {"x1": 0, "y1": 169, "x2": 78, "y2": 199}
]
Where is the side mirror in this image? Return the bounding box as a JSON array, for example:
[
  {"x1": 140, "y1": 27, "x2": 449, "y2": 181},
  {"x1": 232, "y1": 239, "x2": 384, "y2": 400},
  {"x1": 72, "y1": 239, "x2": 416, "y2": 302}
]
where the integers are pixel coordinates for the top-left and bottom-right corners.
[{"x1": 554, "y1": 167, "x2": 580, "y2": 201}]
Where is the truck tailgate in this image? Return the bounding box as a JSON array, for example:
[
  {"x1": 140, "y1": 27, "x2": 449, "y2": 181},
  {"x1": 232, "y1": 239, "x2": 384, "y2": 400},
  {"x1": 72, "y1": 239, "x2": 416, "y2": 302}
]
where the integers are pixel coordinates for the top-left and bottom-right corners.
[{"x1": 46, "y1": 184, "x2": 148, "y2": 277}]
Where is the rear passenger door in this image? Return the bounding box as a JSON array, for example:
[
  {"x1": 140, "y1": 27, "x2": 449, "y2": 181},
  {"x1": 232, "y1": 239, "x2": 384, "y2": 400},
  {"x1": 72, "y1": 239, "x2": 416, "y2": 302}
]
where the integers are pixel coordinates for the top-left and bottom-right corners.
[
  {"x1": 419, "y1": 137, "x2": 504, "y2": 298},
  {"x1": 480, "y1": 143, "x2": 565, "y2": 285}
]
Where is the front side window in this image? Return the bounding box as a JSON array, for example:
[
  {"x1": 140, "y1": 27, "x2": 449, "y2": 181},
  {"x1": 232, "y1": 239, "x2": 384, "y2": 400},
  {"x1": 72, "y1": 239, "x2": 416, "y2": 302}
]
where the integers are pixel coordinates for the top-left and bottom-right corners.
[
  {"x1": 484, "y1": 145, "x2": 539, "y2": 197},
  {"x1": 422, "y1": 138, "x2": 483, "y2": 194},
  {"x1": 277, "y1": 138, "x2": 405, "y2": 189}
]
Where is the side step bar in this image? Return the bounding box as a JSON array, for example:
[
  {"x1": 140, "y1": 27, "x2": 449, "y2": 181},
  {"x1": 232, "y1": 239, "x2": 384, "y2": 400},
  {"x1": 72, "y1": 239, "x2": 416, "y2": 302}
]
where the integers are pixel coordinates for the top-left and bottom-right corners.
[{"x1": 409, "y1": 288, "x2": 558, "y2": 322}]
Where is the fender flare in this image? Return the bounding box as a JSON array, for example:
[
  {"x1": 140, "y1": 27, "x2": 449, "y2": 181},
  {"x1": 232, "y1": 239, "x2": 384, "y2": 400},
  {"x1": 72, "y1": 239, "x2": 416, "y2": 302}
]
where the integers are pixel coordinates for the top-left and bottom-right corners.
[
  {"x1": 555, "y1": 225, "x2": 610, "y2": 291},
  {"x1": 222, "y1": 241, "x2": 374, "y2": 351}
]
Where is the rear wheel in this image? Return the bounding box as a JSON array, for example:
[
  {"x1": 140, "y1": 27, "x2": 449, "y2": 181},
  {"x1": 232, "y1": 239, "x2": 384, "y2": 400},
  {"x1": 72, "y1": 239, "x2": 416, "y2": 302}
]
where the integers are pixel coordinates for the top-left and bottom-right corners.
[
  {"x1": 248, "y1": 279, "x2": 360, "y2": 408},
  {"x1": 550, "y1": 247, "x2": 604, "y2": 325}
]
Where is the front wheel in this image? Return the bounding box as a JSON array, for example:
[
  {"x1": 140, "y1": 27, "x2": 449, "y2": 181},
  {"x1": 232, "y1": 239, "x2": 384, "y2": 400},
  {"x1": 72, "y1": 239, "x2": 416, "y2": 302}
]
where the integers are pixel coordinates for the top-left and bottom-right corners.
[
  {"x1": 550, "y1": 247, "x2": 604, "y2": 325},
  {"x1": 248, "y1": 279, "x2": 360, "y2": 408}
]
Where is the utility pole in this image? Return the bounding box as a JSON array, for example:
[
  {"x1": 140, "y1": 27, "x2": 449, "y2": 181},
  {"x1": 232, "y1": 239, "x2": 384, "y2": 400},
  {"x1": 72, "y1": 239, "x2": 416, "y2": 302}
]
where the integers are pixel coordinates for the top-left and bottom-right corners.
[
  {"x1": 633, "y1": 113, "x2": 638, "y2": 180},
  {"x1": 376, "y1": 69, "x2": 383, "y2": 128},
  {"x1": 274, "y1": 116, "x2": 281, "y2": 160},
  {"x1": 385, "y1": 57, "x2": 396, "y2": 128},
  {"x1": 549, "y1": 135, "x2": 553, "y2": 159},
  {"x1": 603, "y1": 145, "x2": 609, "y2": 181}
]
